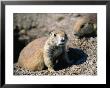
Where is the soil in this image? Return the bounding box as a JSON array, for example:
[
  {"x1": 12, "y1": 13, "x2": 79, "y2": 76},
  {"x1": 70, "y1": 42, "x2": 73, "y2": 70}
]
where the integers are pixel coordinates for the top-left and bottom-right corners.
[{"x1": 13, "y1": 13, "x2": 97, "y2": 75}]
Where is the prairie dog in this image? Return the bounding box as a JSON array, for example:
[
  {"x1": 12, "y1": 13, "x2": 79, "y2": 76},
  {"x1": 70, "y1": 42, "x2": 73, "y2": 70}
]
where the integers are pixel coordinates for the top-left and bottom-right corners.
[
  {"x1": 17, "y1": 30, "x2": 70, "y2": 72},
  {"x1": 73, "y1": 14, "x2": 97, "y2": 37}
]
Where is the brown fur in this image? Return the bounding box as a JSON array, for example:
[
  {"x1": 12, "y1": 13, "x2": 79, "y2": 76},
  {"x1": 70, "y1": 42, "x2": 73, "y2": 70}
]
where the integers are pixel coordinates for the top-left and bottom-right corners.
[
  {"x1": 17, "y1": 30, "x2": 69, "y2": 72},
  {"x1": 17, "y1": 37, "x2": 47, "y2": 71},
  {"x1": 73, "y1": 14, "x2": 97, "y2": 37}
]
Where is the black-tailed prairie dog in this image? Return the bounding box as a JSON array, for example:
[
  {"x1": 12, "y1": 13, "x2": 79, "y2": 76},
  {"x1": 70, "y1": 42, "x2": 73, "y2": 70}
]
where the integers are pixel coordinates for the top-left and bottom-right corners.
[
  {"x1": 17, "y1": 30, "x2": 71, "y2": 72},
  {"x1": 73, "y1": 14, "x2": 97, "y2": 37}
]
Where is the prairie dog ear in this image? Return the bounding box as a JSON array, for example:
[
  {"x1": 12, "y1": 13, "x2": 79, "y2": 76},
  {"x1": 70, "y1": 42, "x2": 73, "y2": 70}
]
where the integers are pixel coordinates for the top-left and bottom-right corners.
[
  {"x1": 49, "y1": 31, "x2": 53, "y2": 36},
  {"x1": 49, "y1": 31, "x2": 56, "y2": 36}
]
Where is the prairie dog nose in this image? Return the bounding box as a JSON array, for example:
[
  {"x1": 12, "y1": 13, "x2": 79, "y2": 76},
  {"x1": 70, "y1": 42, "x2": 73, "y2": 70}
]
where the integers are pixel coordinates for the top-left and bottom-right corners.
[{"x1": 61, "y1": 38, "x2": 65, "y2": 42}]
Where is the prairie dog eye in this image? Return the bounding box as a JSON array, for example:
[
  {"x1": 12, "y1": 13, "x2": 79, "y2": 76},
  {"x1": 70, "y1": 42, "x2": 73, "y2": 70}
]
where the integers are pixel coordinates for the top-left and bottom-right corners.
[
  {"x1": 65, "y1": 34, "x2": 68, "y2": 40},
  {"x1": 54, "y1": 34, "x2": 56, "y2": 37},
  {"x1": 80, "y1": 24, "x2": 85, "y2": 28},
  {"x1": 65, "y1": 34, "x2": 67, "y2": 37}
]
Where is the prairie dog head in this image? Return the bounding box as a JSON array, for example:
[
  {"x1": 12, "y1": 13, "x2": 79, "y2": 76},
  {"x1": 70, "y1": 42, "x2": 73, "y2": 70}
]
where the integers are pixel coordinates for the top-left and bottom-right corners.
[
  {"x1": 73, "y1": 16, "x2": 97, "y2": 37},
  {"x1": 49, "y1": 30, "x2": 68, "y2": 46}
]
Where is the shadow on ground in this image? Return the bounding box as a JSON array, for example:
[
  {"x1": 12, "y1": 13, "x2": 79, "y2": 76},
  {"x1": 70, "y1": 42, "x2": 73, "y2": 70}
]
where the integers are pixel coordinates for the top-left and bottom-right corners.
[
  {"x1": 14, "y1": 28, "x2": 26, "y2": 63},
  {"x1": 54, "y1": 48, "x2": 88, "y2": 71}
]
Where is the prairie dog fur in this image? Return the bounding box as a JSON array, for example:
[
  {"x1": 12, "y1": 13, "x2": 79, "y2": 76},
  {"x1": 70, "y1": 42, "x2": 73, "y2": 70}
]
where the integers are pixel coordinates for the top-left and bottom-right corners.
[
  {"x1": 73, "y1": 14, "x2": 97, "y2": 37},
  {"x1": 17, "y1": 30, "x2": 70, "y2": 72}
]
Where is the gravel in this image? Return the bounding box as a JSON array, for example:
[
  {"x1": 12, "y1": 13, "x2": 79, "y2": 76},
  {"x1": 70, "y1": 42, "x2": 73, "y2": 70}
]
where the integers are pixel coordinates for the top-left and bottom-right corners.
[{"x1": 13, "y1": 13, "x2": 97, "y2": 75}]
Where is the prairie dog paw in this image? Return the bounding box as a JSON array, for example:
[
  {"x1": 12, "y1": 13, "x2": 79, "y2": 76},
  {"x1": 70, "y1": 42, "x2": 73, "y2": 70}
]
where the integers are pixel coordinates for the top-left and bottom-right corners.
[{"x1": 48, "y1": 68, "x2": 55, "y2": 73}]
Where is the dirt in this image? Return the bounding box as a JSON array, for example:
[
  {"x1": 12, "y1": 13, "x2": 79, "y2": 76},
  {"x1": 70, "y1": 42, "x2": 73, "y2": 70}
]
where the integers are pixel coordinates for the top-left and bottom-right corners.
[{"x1": 13, "y1": 13, "x2": 97, "y2": 75}]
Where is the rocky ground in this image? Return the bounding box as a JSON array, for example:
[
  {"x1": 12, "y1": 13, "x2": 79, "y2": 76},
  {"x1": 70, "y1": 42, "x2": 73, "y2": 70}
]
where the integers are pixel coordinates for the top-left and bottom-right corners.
[{"x1": 13, "y1": 13, "x2": 97, "y2": 75}]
